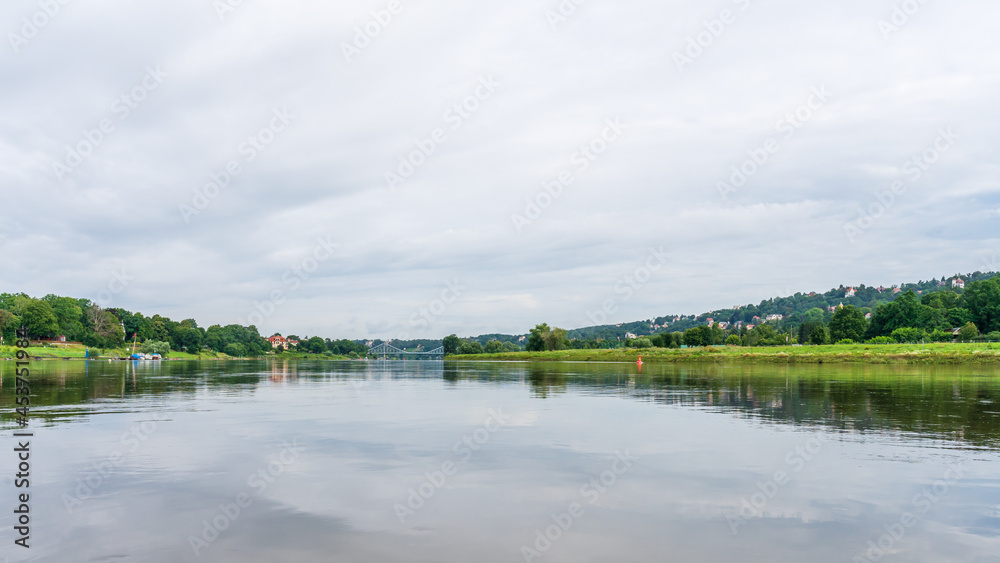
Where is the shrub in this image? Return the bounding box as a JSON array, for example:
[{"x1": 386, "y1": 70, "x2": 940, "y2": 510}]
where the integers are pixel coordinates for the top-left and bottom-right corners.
[
  {"x1": 835, "y1": 339, "x2": 856, "y2": 345},
  {"x1": 457, "y1": 341, "x2": 484, "y2": 355},
  {"x1": 140, "y1": 340, "x2": 171, "y2": 355},
  {"x1": 929, "y1": 330, "x2": 954, "y2": 343},
  {"x1": 957, "y1": 322, "x2": 979, "y2": 343},
  {"x1": 725, "y1": 334, "x2": 742, "y2": 346},
  {"x1": 891, "y1": 327, "x2": 927, "y2": 344},
  {"x1": 629, "y1": 337, "x2": 653, "y2": 349},
  {"x1": 865, "y1": 336, "x2": 895, "y2": 345}
]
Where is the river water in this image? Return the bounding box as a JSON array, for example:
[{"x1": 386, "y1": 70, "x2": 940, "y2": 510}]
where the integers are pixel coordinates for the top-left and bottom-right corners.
[{"x1": 2, "y1": 359, "x2": 999, "y2": 562}]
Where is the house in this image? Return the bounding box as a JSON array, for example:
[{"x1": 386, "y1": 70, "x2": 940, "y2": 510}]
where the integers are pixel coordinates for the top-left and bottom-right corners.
[
  {"x1": 518, "y1": 335, "x2": 526, "y2": 342},
  {"x1": 718, "y1": 322, "x2": 730, "y2": 330},
  {"x1": 765, "y1": 314, "x2": 784, "y2": 321},
  {"x1": 706, "y1": 318, "x2": 714, "y2": 325},
  {"x1": 865, "y1": 313, "x2": 872, "y2": 320},
  {"x1": 845, "y1": 287, "x2": 856, "y2": 298},
  {"x1": 269, "y1": 335, "x2": 289, "y2": 350},
  {"x1": 952, "y1": 278, "x2": 966, "y2": 289},
  {"x1": 625, "y1": 332, "x2": 638, "y2": 339},
  {"x1": 892, "y1": 287, "x2": 902, "y2": 294}
]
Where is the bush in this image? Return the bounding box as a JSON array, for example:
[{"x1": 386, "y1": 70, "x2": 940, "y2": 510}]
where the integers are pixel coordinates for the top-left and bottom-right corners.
[
  {"x1": 865, "y1": 336, "x2": 895, "y2": 345},
  {"x1": 457, "y1": 341, "x2": 484, "y2": 355},
  {"x1": 629, "y1": 338, "x2": 653, "y2": 349},
  {"x1": 891, "y1": 327, "x2": 927, "y2": 344},
  {"x1": 725, "y1": 335, "x2": 742, "y2": 346},
  {"x1": 957, "y1": 322, "x2": 979, "y2": 343},
  {"x1": 983, "y1": 331, "x2": 1000, "y2": 342},
  {"x1": 484, "y1": 340, "x2": 504, "y2": 354},
  {"x1": 929, "y1": 330, "x2": 954, "y2": 343},
  {"x1": 140, "y1": 340, "x2": 171, "y2": 356},
  {"x1": 835, "y1": 339, "x2": 856, "y2": 345}
]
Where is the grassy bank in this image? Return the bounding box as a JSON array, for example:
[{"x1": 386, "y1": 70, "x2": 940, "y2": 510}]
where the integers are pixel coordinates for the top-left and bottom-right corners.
[
  {"x1": 0, "y1": 344, "x2": 230, "y2": 360},
  {"x1": 0, "y1": 344, "x2": 356, "y2": 361},
  {"x1": 449, "y1": 342, "x2": 1000, "y2": 364}
]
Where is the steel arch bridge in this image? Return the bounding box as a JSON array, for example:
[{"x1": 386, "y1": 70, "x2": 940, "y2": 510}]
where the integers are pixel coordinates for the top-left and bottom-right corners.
[{"x1": 368, "y1": 343, "x2": 444, "y2": 358}]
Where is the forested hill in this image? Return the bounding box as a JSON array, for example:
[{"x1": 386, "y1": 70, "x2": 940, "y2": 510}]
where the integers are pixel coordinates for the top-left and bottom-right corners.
[{"x1": 560, "y1": 272, "x2": 1000, "y2": 342}]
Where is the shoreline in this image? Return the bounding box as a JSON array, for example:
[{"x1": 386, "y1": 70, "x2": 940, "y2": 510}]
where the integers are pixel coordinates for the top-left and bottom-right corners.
[{"x1": 448, "y1": 343, "x2": 1000, "y2": 364}]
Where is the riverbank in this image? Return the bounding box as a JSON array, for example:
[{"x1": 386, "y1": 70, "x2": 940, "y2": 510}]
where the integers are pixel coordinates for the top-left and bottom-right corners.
[
  {"x1": 449, "y1": 342, "x2": 1000, "y2": 364},
  {"x1": 0, "y1": 344, "x2": 355, "y2": 361}
]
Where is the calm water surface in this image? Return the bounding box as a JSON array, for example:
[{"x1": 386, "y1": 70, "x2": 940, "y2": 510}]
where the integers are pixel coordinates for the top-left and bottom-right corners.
[{"x1": 2, "y1": 360, "x2": 1000, "y2": 562}]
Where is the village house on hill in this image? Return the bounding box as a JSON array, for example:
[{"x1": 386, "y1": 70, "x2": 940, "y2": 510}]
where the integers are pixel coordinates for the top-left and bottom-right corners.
[{"x1": 268, "y1": 335, "x2": 300, "y2": 350}]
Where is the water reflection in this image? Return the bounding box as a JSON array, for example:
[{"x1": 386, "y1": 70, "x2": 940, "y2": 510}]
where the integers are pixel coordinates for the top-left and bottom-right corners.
[{"x1": 1, "y1": 360, "x2": 999, "y2": 562}]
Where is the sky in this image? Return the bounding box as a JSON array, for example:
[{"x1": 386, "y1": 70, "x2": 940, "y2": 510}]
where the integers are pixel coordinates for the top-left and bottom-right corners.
[{"x1": 1, "y1": 0, "x2": 999, "y2": 340}]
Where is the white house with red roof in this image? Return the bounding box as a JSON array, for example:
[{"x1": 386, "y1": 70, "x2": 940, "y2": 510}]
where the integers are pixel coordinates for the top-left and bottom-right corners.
[{"x1": 952, "y1": 278, "x2": 965, "y2": 289}]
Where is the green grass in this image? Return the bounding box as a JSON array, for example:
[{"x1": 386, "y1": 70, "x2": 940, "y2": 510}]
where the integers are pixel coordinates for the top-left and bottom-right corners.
[
  {"x1": 0, "y1": 345, "x2": 357, "y2": 361},
  {"x1": 449, "y1": 342, "x2": 1000, "y2": 364}
]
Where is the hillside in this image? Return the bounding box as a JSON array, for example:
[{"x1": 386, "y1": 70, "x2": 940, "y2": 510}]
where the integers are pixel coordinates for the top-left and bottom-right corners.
[{"x1": 459, "y1": 271, "x2": 999, "y2": 344}]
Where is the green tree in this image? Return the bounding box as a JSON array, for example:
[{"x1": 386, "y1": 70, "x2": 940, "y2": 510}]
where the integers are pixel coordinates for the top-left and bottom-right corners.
[
  {"x1": 684, "y1": 326, "x2": 709, "y2": 347},
  {"x1": 544, "y1": 327, "x2": 569, "y2": 351},
  {"x1": 484, "y1": 340, "x2": 504, "y2": 354},
  {"x1": 527, "y1": 323, "x2": 568, "y2": 351},
  {"x1": 224, "y1": 343, "x2": 247, "y2": 357},
  {"x1": 809, "y1": 325, "x2": 829, "y2": 345},
  {"x1": 457, "y1": 341, "x2": 484, "y2": 354},
  {"x1": 44, "y1": 295, "x2": 84, "y2": 340},
  {"x1": 957, "y1": 322, "x2": 979, "y2": 342},
  {"x1": 725, "y1": 334, "x2": 742, "y2": 346},
  {"x1": 22, "y1": 300, "x2": 60, "y2": 338},
  {"x1": 306, "y1": 336, "x2": 327, "y2": 354},
  {"x1": 443, "y1": 334, "x2": 461, "y2": 355},
  {"x1": 629, "y1": 337, "x2": 653, "y2": 349},
  {"x1": 963, "y1": 278, "x2": 1000, "y2": 333},
  {"x1": 0, "y1": 309, "x2": 18, "y2": 342},
  {"x1": 828, "y1": 305, "x2": 867, "y2": 342}
]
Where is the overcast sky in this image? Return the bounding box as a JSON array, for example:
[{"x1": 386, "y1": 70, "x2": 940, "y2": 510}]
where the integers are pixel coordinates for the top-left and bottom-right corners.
[{"x1": 2, "y1": 0, "x2": 999, "y2": 339}]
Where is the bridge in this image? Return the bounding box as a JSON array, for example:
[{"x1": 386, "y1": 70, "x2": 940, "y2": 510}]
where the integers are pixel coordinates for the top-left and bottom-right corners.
[{"x1": 368, "y1": 343, "x2": 445, "y2": 359}]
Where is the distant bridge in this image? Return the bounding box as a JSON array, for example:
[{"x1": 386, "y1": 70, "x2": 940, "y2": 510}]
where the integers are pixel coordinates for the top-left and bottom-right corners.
[{"x1": 368, "y1": 343, "x2": 444, "y2": 358}]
